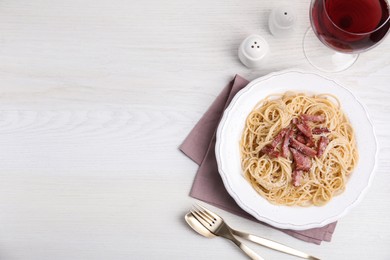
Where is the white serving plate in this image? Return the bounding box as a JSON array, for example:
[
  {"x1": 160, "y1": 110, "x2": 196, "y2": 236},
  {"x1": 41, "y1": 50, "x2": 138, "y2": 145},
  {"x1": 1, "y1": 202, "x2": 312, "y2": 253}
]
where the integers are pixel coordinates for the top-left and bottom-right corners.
[{"x1": 215, "y1": 70, "x2": 377, "y2": 230}]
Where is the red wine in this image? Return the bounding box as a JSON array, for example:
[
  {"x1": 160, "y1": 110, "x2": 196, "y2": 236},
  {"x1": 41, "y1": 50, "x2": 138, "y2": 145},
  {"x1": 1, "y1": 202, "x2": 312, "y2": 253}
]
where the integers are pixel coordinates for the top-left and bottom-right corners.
[{"x1": 311, "y1": 0, "x2": 390, "y2": 52}]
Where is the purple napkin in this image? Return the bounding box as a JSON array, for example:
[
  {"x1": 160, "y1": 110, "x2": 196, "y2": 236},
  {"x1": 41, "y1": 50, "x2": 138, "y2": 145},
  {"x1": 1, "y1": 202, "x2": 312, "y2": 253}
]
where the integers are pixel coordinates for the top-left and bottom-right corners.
[{"x1": 180, "y1": 75, "x2": 337, "y2": 245}]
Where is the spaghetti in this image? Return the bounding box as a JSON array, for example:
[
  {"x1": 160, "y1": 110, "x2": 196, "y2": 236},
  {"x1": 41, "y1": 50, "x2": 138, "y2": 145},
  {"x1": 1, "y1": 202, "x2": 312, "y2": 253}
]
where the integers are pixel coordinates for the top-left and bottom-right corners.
[{"x1": 240, "y1": 93, "x2": 358, "y2": 206}]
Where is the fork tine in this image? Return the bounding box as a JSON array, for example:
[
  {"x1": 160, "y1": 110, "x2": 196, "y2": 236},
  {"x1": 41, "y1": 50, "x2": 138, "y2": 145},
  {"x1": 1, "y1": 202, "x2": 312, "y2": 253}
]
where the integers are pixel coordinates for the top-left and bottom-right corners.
[
  {"x1": 190, "y1": 209, "x2": 213, "y2": 228},
  {"x1": 193, "y1": 204, "x2": 216, "y2": 223},
  {"x1": 196, "y1": 203, "x2": 219, "y2": 220}
]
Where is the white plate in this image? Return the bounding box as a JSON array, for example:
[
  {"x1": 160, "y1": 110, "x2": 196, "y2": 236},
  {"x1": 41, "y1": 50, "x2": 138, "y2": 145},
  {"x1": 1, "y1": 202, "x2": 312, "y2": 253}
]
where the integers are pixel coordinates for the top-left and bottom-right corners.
[{"x1": 215, "y1": 70, "x2": 377, "y2": 230}]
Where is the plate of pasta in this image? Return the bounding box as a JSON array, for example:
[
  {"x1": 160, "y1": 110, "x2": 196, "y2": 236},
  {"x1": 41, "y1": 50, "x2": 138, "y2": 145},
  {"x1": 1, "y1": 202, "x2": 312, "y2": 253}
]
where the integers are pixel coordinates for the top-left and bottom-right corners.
[{"x1": 215, "y1": 70, "x2": 377, "y2": 230}]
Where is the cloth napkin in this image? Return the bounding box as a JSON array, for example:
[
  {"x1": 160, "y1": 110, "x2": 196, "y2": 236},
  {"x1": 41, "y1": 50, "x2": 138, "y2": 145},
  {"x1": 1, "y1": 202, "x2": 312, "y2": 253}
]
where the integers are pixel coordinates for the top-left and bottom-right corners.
[{"x1": 180, "y1": 75, "x2": 337, "y2": 245}]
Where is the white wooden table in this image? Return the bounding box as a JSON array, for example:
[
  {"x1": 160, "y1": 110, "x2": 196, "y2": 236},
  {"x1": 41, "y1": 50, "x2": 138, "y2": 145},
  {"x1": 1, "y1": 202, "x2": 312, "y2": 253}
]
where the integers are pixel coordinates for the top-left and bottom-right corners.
[{"x1": 0, "y1": 0, "x2": 389, "y2": 259}]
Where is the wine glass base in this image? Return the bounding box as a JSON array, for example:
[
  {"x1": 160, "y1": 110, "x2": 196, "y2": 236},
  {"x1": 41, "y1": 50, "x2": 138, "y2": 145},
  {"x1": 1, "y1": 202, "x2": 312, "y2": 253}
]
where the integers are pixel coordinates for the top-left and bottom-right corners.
[{"x1": 303, "y1": 28, "x2": 359, "y2": 73}]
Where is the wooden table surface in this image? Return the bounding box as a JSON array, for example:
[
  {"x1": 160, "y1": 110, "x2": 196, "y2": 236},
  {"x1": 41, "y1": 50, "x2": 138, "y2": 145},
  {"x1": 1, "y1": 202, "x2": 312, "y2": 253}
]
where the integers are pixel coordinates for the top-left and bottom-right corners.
[{"x1": 0, "y1": 0, "x2": 389, "y2": 259}]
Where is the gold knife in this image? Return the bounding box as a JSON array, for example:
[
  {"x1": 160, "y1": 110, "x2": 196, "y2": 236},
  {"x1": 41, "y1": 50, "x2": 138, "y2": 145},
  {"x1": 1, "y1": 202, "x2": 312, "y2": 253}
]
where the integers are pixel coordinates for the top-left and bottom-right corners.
[{"x1": 231, "y1": 229, "x2": 320, "y2": 260}]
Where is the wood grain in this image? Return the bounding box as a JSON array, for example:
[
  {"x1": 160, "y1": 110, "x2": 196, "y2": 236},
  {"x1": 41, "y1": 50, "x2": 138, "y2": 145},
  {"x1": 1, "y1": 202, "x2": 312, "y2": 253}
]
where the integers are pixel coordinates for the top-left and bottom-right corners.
[{"x1": 0, "y1": 0, "x2": 389, "y2": 259}]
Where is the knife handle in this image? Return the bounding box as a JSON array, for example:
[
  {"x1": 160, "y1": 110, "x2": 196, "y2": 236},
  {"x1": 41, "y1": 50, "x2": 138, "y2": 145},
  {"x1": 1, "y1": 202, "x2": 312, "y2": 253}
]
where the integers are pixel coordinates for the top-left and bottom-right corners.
[
  {"x1": 231, "y1": 229, "x2": 320, "y2": 260},
  {"x1": 221, "y1": 231, "x2": 265, "y2": 260}
]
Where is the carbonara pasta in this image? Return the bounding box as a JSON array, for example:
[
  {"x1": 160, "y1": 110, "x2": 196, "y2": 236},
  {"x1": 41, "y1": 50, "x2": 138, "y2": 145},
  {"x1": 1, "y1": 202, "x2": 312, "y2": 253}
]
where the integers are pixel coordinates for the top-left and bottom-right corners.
[{"x1": 240, "y1": 93, "x2": 358, "y2": 206}]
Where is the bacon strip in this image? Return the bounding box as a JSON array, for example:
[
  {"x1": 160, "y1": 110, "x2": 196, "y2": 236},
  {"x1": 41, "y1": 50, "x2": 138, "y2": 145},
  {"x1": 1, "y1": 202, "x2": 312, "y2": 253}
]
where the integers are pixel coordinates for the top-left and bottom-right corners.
[
  {"x1": 290, "y1": 138, "x2": 317, "y2": 158},
  {"x1": 290, "y1": 148, "x2": 312, "y2": 171},
  {"x1": 260, "y1": 144, "x2": 279, "y2": 158},
  {"x1": 296, "y1": 121, "x2": 313, "y2": 139},
  {"x1": 292, "y1": 170, "x2": 304, "y2": 187},
  {"x1": 305, "y1": 137, "x2": 316, "y2": 148},
  {"x1": 301, "y1": 114, "x2": 325, "y2": 123},
  {"x1": 296, "y1": 133, "x2": 306, "y2": 144},
  {"x1": 317, "y1": 136, "x2": 330, "y2": 157},
  {"x1": 270, "y1": 128, "x2": 289, "y2": 148},
  {"x1": 281, "y1": 129, "x2": 293, "y2": 158},
  {"x1": 312, "y1": 127, "x2": 330, "y2": 135}
]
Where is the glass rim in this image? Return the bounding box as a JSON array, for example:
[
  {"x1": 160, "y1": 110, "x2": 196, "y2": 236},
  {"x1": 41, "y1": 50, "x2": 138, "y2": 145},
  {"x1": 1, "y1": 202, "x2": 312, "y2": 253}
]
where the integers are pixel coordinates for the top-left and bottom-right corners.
[{"x1": 315, "y1": 0, "x2": 390, "y2": 36}]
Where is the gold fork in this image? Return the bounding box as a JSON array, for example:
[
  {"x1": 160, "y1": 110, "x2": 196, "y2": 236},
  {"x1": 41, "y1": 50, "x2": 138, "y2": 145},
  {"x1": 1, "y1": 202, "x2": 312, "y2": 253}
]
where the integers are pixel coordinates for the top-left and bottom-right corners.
[
  {"x1": 191, "y1": 204, "x2": 320, "y2": 260},
  {"x1": 191, "y1": 205, "x2": 264, "y2": 260}
]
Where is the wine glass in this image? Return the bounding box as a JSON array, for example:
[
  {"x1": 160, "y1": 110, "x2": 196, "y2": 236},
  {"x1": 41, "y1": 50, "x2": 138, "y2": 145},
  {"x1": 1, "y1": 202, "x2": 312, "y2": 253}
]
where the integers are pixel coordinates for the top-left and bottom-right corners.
[{"x1": 304, "y1": 0, "x2": 390, "y2": 72}]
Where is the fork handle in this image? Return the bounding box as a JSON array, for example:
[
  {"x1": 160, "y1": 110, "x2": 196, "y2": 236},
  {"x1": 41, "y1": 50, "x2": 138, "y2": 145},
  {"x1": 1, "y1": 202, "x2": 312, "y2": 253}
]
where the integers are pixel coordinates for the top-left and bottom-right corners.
[{"x1": 226, "y1": 235, "x2": 264, "y2": 260}]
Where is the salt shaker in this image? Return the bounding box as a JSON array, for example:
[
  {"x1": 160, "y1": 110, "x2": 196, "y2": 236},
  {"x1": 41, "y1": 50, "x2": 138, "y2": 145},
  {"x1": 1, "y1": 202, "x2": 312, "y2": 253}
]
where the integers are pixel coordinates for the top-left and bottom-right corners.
[
  {"x1": 238, "y1": 34, "x2": 269, "y2": 68},
  {"x1": 269, "y1": 4, "x2": 297, "y2": 37}
]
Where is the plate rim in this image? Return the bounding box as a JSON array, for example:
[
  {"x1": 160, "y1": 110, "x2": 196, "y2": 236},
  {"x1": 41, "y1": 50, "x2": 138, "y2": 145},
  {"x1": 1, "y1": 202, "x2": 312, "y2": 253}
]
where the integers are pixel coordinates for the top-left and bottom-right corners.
[{"x1": 215, "y1": 69, "x2": 378, "y2": 230}]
